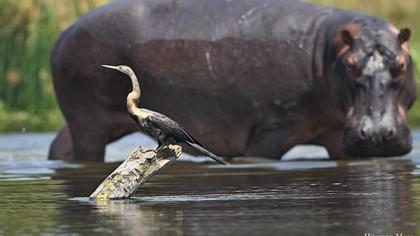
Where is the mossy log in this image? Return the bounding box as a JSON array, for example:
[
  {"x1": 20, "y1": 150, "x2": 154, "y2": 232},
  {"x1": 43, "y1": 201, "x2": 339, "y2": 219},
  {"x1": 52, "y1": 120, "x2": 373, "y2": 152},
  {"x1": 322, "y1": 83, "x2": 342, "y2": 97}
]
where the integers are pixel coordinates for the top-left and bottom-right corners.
[{"x1": 89, "y1": 144, "x2": 182, "y2": 200}]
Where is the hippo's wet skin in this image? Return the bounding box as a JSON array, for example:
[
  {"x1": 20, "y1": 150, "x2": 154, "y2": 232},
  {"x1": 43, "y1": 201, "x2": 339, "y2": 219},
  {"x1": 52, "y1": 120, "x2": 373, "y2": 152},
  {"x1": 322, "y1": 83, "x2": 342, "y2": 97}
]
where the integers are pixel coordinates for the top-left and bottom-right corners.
[{"x1": 49, "y1": 0, "x2": 417, "y2": 162}]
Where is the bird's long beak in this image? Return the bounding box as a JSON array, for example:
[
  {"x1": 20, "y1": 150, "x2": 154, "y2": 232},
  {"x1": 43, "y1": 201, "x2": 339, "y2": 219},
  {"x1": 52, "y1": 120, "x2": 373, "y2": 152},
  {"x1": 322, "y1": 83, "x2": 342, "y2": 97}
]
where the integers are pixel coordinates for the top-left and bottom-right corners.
[{"x1": 102, "y1": 65, "x2": 119, "y2": 70}]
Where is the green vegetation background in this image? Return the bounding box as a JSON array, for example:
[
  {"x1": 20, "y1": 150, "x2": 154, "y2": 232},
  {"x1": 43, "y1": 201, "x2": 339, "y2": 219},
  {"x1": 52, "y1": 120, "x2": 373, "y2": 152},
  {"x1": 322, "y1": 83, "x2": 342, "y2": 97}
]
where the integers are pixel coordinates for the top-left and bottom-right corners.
[{"x1": 0, "y1": 0, "x2": 419, "y2": 132}]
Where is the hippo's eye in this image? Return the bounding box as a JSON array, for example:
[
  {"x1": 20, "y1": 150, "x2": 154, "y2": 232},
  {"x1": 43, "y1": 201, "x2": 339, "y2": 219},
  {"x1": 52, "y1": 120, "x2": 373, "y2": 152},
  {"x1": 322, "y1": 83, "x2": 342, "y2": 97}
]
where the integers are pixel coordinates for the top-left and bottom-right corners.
[
  {"x1": 345, "y1": 56, "x2": 361, "y2": 77},
  {"x1": 391, "y1": 55, "x2": 406, "y2": 77}
]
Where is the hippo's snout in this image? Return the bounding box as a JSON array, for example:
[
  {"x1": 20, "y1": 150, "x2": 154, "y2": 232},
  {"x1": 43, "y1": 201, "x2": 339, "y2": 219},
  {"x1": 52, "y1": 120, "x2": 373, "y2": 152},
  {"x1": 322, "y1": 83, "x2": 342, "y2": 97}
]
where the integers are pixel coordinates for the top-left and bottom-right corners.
[{"x1": 342, "y1": 114, "x2": 412, "y2": 157}]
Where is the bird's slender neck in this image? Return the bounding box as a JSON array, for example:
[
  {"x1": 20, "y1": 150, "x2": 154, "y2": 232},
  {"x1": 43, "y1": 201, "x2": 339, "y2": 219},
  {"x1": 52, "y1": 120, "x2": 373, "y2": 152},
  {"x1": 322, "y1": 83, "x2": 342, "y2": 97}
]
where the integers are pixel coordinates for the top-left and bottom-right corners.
[{"x1": 126, "y1": 72, "x2": 141, "y2": 115}]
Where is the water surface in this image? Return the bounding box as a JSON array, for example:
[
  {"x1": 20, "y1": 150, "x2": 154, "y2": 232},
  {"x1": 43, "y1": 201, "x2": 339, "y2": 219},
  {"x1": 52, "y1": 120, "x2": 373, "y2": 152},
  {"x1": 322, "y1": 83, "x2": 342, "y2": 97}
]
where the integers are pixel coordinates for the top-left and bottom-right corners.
[{"x1": 0, "y1": 132, "x2": 419, "y2": 235}]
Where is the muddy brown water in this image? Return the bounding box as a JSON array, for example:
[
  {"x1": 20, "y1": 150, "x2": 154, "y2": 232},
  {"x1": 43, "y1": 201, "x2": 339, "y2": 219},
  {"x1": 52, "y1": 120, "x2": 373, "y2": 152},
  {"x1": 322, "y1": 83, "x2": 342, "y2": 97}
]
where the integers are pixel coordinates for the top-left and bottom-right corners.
[{"x1": 0, "y1": 132, "x2": 419, "y2": 235}]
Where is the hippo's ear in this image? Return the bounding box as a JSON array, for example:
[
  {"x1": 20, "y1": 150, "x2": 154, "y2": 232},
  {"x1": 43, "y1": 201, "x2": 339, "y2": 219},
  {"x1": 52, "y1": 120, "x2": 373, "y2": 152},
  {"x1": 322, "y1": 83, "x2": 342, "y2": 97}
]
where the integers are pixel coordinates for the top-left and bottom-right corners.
[
  {"x1": 398, "y1": 28, "x2": 411, "y2": 44},
  {"x1": 341, "y1": 30, "x2": 354, "y2": 46}
]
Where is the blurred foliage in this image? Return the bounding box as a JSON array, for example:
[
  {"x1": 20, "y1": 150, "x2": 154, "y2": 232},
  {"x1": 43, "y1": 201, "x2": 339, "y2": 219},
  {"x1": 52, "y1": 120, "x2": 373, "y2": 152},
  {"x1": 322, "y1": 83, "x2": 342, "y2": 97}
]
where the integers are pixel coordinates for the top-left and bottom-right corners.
[
  {"x1": 0, "y1": 0, "x2": 419, "y2": 132},
  {"x1": 0, "y1": 0, "x2": 107, "y2": 132}
]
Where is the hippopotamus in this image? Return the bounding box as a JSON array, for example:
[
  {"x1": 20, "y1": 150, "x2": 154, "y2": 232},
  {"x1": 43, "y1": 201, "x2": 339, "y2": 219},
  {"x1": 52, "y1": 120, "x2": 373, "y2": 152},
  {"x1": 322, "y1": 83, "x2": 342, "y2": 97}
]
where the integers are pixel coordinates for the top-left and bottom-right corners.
[{"x1": 48, "y1": 0, "x2": 417, "y2": 162}]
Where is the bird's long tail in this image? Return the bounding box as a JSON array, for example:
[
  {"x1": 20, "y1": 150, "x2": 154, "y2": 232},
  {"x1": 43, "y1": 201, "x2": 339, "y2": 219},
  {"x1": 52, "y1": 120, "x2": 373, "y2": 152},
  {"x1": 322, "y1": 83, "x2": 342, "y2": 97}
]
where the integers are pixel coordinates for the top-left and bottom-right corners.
[{"x1": 187, "y1": 142, "x2": 229, "y2": 165}]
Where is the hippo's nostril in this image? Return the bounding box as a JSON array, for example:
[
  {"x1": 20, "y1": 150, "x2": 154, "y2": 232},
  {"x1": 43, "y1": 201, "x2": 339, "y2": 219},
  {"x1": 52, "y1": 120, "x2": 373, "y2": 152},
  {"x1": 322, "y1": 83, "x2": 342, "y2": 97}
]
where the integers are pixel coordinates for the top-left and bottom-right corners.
[{"x1": 385, "y1": 127, "x2": 396, "y2": 141}]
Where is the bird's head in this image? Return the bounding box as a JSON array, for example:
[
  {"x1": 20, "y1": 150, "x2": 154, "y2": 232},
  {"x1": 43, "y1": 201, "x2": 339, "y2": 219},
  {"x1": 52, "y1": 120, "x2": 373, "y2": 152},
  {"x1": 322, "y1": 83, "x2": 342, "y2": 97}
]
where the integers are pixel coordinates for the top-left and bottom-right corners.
[{"x1": 102, "y1": 64, "x2": 135, "y2": 76}]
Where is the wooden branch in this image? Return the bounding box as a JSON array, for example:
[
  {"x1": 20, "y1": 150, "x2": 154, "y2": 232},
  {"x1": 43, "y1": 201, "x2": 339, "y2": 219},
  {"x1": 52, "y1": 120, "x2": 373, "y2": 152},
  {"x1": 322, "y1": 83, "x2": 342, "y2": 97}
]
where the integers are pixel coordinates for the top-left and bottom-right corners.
[{"x1": 89, "y1": 144, "x2": 182, "y2": 200}]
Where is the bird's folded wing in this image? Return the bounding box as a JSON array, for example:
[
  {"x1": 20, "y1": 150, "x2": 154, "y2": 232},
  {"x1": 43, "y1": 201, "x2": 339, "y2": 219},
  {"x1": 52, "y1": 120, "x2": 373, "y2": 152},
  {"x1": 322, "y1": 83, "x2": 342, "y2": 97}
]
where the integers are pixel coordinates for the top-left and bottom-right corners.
[{"x1": 146, "y1": 115, "x2": 202, "y2": 145}]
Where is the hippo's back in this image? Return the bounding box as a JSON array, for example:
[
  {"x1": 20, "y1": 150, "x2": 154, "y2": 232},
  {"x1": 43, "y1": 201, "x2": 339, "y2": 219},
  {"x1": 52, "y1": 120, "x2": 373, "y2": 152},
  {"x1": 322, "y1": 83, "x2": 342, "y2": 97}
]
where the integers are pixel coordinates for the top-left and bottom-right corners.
[
  {"x1": 60, "y1": 0, "x2": 337, "y2": 102},
  {"x1": 79, "y1": 0, "x2": 331, "y2": 43}
]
